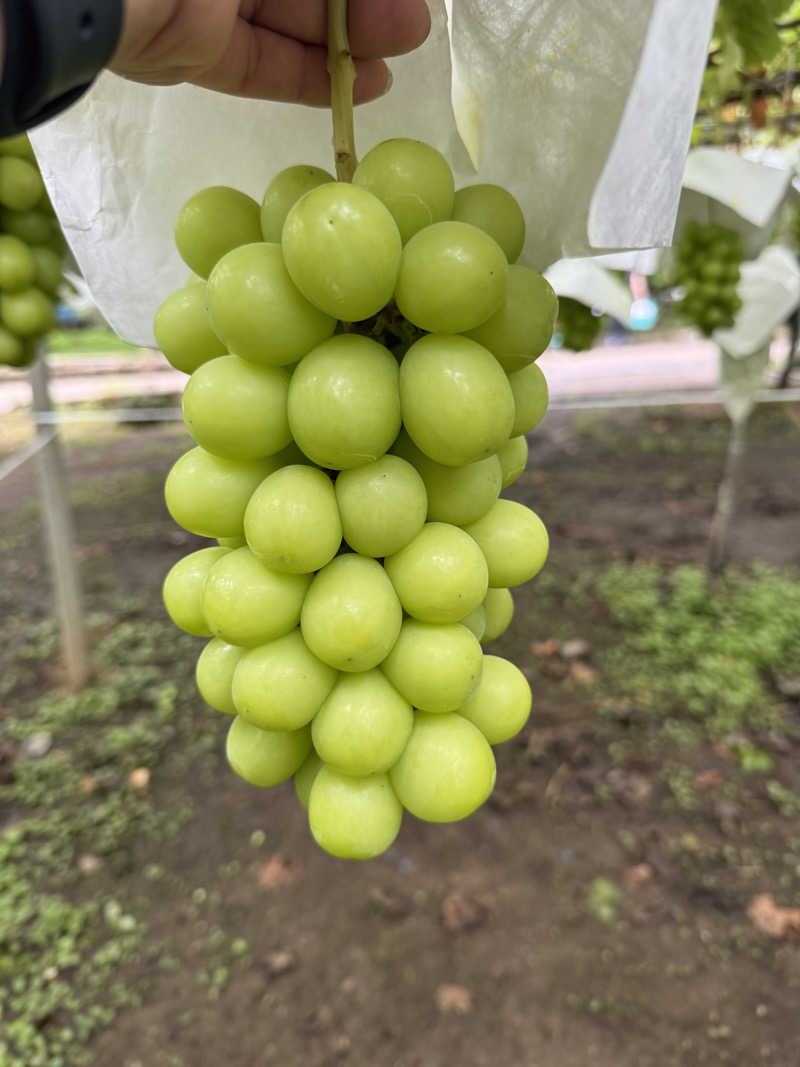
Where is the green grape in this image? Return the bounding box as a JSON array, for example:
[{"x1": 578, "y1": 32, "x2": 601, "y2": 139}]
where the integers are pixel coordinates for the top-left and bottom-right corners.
[
  {"x1": 0, "y1": 325, "x2": 25, "y2": 365},
  {"x1": 399, "y1": 334, "x2": 514, "y2": 466},
  {"x1": 482, "y1": 587, "x2": 514, "y2": 643},
  {"x1": 508, "y1": 362, "x2": 548, "y2": 436},
  {"x1": 311, "y1": 670, "x2": 413, "y2": 777},
  {"x1": 0, "y1": 156, "x2": 45, "y2": 211},
  {"x1": 29, "y1": 246, "x2": 63, "y2": 295},
  {"x1": 153, "y1": 285, "x2": 228, "y2": 375},
  {"x1": 231, "y1": 629, "x2": 338, "y2": 731},
  {"x1": 458, "y1": 654, "x2": 532, "y2": 744},
  {"x1": 282, "y1": 182, "x2": 402, "y2": 321},
  {"x1": 271, "y1": 440, "x2": 308, "y2": 467},
  {"x1": 203, "y1": 547, "x2": 311, "y2": 648},
  {"x1": 226, "y1": 716, "x2": 311, "y2": 788},
  {"x1": 423, "y1": 455, "x2": 502, "y2": 525},
  {"x1": 459, "y1": 603, "x2": 487, "y2": 642},
  {"x1": 496, "y1": 435, "x2": 528, "y2": 488},
  {"x1": 162, "y1": 545, "x2": 231, "y2": 636},
  {"x1": 718, "y1": 283, "x2": 741, "y2": 308},
  {"x1": 260, "y1": 164, "x2": 334, "y2": 242},
  {"x1": 464, "y1": 500, "x2": 549, "y2": 588},
  {"x1": 0, "y1": 235, "x2": 36, "y2": 291},
  {"x1": 702, "y1": 306, "x2": 726, "y2": 331},
  {"x1": 195, "y1": 638, "x2": 246, "y2": 715},
  {"x1": 244, "y1": 464, "x2": 342, "y2": 574},
  {"x1": 14, "y1": 339, "x2": 36, "y2": 367},
  {"x1": 0, "y1": 208, "x2": 51, "y2": 244},
  {"x1": 288, "y1": 334, "x2": 401, "y2": 469},
  {"x1": 182, "y1": 354, "x2": 291, "y2": 460},
  {"x1": 555, "y1": 297, "x2": 605, "y2": 352},
  {"x1": 46, "y1": 222, "x2": 67, "y2": 257},
  {"x1": 697, "y1": 280, "x2": 719, "y2": 302},
  {"x1": 173, "y1": 186, "x2": 262, "y2": 277},
  {"x1": 164, "y1": 447, "x2": 278, "y2": 538},
  {"x1": 38, "y1": 188, "x2": 57, "y2": 217},
  {"x1": 384, "y1": 522, "x2": 488, "y2": 625},
  {"x1": 389, "y1": 712, "x2": 495, "y2": 822},
  {"x1": 394, "y1": 220, "x2": 507, "y2": 333},
  {"x1": 451, "y1": 183, "x2": 525, "y2": 262},
  {"x1": 466, "y1": 264, "x2": 557, "y2": 367},
  {"x1": 207, "y1": 242, "x2": 336, "y2": 366},
  {"x1": 217, "y1": 535, "x2": 246, "y2": 548},
  {"x1": 308, "y1": 767, "x2": 403, "y2": 859},
  {"x1": 301, "y1": 554, "x2": 402, "y2": 672},
  {"x1": 294, "y1": 751, "x2": 323, "y2": 810},
  {"x1": 352, "y1": 138, "x2": 454, "y2": 243},
  {"x1": 392, "y1": 430, "x2": 502, "y2": 526},
  {"x1": 674, "y1": 221, "x2": 742, "y2": 337},
  {"x1": 381, "y1": 619, "x2": 483, "y2": 713},
  {"x1": 0, "y1": 133, "x2": 36, "y2": 159},
  {"x1": 335, "y1": 455, "x2": 427, "y2": 558},
  {"x1": 0, "y1": 287, "x2": 54, "y2": 335},
  {"x1": 700, "y1": 259, "x2": 724, "y2": 282}
]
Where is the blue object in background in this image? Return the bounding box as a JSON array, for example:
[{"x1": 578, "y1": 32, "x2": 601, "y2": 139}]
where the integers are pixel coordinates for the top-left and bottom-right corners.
[
  {"x1": 55, "y1": 303, "x2": 82, "y2": 328},
  {"x1": 629, "y1": 297, "x2": 659, "y2": 332}
]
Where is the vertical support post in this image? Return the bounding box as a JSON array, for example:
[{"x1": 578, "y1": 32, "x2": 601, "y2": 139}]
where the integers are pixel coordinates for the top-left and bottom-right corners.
[
  {"x1": 708, "y1": 344, "x2": 768, "y2": 574},
  {"x1": 778, "y1": 307, "x2": 799, "y2": 388},
  {"x1": 707, "y1": 413, "x2": 748, "y2": 574},
  {"x1": 28, "y1": 348, "x2": 91, "y2": 689}
]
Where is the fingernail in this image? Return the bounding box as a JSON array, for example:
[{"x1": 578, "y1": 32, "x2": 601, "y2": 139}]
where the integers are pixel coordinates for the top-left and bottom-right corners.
[{"x1": 382, "y1": 69, "x2": 394, "y2": 95}]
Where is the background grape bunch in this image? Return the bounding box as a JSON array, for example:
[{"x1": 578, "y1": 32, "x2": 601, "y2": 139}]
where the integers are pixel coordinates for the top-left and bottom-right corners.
[
  {"x1": 158, "y1": 138, "x2": 557, "y2": 860},
  {"x1": 674, "y1": 220, "x2": 743, "y2": 337},
  {"x1": 556, "y1": 296, "x2": 607, "y2": 351},
  {"x1": 0, "y1": 134, "x2": 65, "y2": 367}
]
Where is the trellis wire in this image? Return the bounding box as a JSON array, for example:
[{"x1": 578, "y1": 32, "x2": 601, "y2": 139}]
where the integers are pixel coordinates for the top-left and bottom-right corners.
[{"x1": 3, "y1": 390, "x2": 800, "y2": 486}]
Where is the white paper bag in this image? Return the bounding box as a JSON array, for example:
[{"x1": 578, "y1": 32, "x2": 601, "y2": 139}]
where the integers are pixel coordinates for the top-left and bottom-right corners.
[
  {"x1": 30, "y1": 0, "x2": 716, "y2": 345},
  {"x1": 544, "y1": 259, "x2": 632, "y2": 323},
  {"x1": 676, "y1": 148, "x2": 793, "y2": 261},
  {"x1": 713, "y1": 244, "x2": 800, "y2": 359}
]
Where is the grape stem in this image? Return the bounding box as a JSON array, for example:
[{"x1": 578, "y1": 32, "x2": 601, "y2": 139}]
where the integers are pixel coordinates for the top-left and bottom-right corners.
[{"x1": 327, "y1": 0, "x2": 357, "y2": 182}]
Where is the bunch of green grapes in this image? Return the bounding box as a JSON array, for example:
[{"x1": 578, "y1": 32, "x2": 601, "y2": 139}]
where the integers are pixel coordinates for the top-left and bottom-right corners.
[
  {"x1": 158, "y1": 138, "x2": 557, "y2": 860},
  {"x1": 674, "y1": 221, "x2": 743, "y2": 337},
  {"x1": 0, "y1": 134, "x2": 65, "y2": 367},
  {"x1": 556, "y1": 296, "x2": 605, "y2": 351}
]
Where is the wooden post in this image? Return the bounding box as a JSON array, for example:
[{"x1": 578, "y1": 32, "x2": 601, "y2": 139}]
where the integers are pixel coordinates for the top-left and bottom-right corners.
[
  {"x1": 707, "y1": 344, "x2": 768, "y2": 574},
  {"x1": 707, "y1": 412, "x2": 748, "y2": 574},
  {"x1": 28, "y1": 349, "x2": 91, "y2": 689}
]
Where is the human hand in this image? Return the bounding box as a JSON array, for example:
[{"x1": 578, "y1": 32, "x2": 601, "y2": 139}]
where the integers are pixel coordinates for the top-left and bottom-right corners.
[{"x1": 109, "y1": 0, "x2": 431, "y2": 106}]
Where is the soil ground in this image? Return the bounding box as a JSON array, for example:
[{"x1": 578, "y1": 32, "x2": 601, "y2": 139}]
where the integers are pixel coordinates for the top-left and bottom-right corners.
[{"x1": 1, "y1": 399, "x2": 799, "y2": 1067}]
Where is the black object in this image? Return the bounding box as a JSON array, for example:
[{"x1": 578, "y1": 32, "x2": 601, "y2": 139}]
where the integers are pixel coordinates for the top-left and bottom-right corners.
[{"x1": 0, "y1": 0, "x2": 124, "y2": 137}]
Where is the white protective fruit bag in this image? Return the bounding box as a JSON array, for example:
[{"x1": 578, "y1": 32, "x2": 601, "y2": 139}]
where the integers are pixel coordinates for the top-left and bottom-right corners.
[
  {"x1": 544, "y1": 259, "x2": 633, "y2": 324},
  {"x1": 714, "y1": 244, "x2": 800, "y2": 360},
  {"x1": 29, "y1": 0, "x2": 716, "y2": 345},
  {"x1": 677, "y1": 147, "x2": 793, "y2": 261}
]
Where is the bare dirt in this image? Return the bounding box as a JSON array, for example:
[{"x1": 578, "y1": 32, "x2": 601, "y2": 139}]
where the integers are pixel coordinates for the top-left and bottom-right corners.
[{"x1": 2, "y1": 399, "x2": 800, "y2": 1067}]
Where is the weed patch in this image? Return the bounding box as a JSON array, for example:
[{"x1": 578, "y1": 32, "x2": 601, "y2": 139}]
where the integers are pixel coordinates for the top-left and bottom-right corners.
[{"x1": 595, "y1": 563, "x2": 800, "y2": 740}]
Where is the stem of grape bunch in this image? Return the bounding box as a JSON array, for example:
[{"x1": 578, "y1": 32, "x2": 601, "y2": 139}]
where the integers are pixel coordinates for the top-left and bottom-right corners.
[{"x1": 327, "y1": 0, "x2": 357, "y2": 181}]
